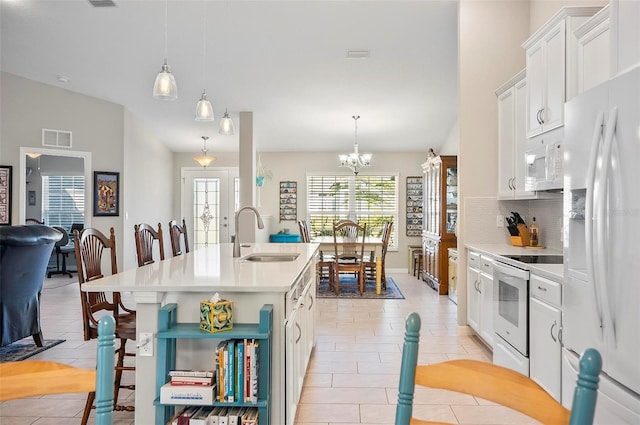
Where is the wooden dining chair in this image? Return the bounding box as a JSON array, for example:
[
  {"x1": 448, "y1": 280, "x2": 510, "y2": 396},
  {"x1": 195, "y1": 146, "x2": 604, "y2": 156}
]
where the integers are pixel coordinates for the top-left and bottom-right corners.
[
  {"x1": 74, "y1": 227, "x2": 136, "y2": 424},
  {"x1": 364, "y1": 220, "x2": 393, "y2": 290},
  {"x1": 396, "y1": 312, "x2": 602, "y2": 425},
  {"x1": 168, "y1": 219, "x2": 190, "y2": 257},
  {"x1": 332, "y1": 220, "x2": 367, "y2": 295},
  {"x1": 134, "y1": 222, "x2": 165, "y2": 266},
  {"x1": 0, "y1": 315, "x2": 117, "y2": 425},
  {"x1": 298, "y1": 220, "x2": 334, "y2": 287},
  {"x1": 25, "y1": 218, "x2": 45, "y2": 225}
]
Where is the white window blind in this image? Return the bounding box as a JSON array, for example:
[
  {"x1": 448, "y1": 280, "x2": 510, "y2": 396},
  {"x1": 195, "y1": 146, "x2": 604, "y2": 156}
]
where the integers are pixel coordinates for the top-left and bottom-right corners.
[
  {"x1": 307, "y1": 174, "x2": 398, "y2": 246},
  {"x1": 42, "y1": 175, "x2": 85, "y2": 230}
]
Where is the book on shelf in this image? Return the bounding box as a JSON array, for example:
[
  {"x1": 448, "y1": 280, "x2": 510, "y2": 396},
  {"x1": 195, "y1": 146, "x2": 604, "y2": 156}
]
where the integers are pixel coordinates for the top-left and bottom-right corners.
[
  {"x1": 227, "y1": 340, "x2": 235, "y2": 402},
  {"x1": 235, "y1": 339, "x2": 244, "y2": 403},
  {"x1": 168, "y1": 405, "x2": 200, "y2": 425},
  {"x1": 228, "y1": 406, "x2": 246, "y2": 425},
  {"x1": 208, "y1": 406, "x2": 225, "y2": 425},
  {"x1": 169, "y1": 376, "x2": 214, "y2": 386},
  {"x1": 188, "y1": 406, "x2": 214, "y2": 425},
  {"x1": 168, "y1": 370, "x2": 214, "y2": 378},
  {"x1": 217, "y1": 406, "x2": 229, "y2": 425},
  {"x1": 241, "y1": 407, "x2": 259, "y2": 425},
  {"x1": 250, "y1": 340, "x2": 259, "y2": 403},
  {"x1": 160, "y1": 382, "x2": 216, "y2": 405},
  {"x1": 214, "y1": 338, "x2": 259, "y2": 403}
]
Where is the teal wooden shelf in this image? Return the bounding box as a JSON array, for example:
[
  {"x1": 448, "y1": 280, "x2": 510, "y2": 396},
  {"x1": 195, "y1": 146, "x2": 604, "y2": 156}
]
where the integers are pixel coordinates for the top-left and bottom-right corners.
[
  {"x1": 155, "y1": 303, "x2": 273, "y2": 425},
  {"x1": 156, "y1": 323, "x2": 269, "y2": 340}
]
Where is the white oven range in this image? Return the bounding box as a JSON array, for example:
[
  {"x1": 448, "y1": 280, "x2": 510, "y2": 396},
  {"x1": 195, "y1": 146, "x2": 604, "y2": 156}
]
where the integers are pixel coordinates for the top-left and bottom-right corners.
[{"x1": 492, "y1": 260, "x2": 530, "y2": 376}]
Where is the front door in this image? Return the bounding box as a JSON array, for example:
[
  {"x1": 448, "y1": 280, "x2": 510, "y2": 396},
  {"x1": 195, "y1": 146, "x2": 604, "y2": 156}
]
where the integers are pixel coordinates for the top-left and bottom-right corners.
[{"x1": 182, "y1": 169, "x2": 236, "y2": 248}]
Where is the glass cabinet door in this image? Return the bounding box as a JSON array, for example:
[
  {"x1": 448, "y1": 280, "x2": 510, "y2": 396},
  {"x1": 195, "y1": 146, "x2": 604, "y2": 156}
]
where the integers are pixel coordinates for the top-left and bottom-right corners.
[{"x1": 446, "y1": 165, "x2": 458, "y2": 234}]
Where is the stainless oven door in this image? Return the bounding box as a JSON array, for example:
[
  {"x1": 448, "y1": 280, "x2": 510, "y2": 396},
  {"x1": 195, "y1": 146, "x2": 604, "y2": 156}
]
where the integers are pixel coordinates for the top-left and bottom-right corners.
[{"x1": 493, "y1": 262, "x2": 529, "y2": 355}]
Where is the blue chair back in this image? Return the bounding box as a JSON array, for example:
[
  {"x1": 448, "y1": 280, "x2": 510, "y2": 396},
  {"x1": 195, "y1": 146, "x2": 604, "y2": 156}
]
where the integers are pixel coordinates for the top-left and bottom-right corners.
[{"x1": 395, "y1": 312, "x2": 602, "y2": 425}]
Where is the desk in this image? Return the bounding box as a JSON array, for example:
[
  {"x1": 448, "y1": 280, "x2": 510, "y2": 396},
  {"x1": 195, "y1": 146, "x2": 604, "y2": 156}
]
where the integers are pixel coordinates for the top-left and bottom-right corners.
[{"x1": 312, "y1": 236, "x2": 384, "y2": 294}]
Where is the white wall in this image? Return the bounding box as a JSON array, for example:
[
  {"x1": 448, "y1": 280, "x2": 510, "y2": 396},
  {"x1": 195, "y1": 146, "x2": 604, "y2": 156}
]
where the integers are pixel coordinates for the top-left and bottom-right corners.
[
  {"x1": 122, "y1": 109, "x2": 174, "y2": 270},
  {"x1": 0, "y1": 71, "x2": 174, "y2": 271},
  {"x1": 256, "y1": 151, "x2": 429, "y2": 269},
  {"x1": 458, "y1": 0, "x2": 530, "y2": 324}
]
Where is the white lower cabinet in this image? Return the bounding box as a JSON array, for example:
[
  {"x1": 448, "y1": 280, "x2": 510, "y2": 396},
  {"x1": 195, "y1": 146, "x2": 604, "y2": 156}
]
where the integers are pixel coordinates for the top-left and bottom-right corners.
[
  {"x1": 466, "y1": 251, "x2": 494, "y2": 349},
  {"x1": 285, "y1": 260, "x2": 317, "y2": 425},
  {"x1": 529, "y1": 273, "x2": 562, "y2": 402}
]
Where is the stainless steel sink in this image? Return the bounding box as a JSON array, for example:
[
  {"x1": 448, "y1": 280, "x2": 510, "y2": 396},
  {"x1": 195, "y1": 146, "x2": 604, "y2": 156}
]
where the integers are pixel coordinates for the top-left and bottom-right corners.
[{"x1": 241, "y1": 253, "x2": 300, "y2": 262}]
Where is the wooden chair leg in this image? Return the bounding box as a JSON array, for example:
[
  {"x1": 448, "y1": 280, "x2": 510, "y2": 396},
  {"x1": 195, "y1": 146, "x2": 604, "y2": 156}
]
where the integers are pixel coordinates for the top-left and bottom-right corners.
[
  {"x1": 113, "y1": 339, "x2": 127, "y2": 404},
  {"x1": 33, "y1": 331, "x2": 44, "y2": 347},
  {"x1": 81, "y1": 391, "x2": 95, "y2": 425}
]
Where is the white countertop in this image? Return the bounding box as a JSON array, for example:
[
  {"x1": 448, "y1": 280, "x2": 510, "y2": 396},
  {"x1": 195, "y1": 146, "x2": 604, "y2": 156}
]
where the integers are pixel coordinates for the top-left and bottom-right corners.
[
  {"x1": 465, "y1": 243, "x2": 563, "y2": 281},
  {"x1": 81, "y1": 243, "x2": 319, "y2": 293}
]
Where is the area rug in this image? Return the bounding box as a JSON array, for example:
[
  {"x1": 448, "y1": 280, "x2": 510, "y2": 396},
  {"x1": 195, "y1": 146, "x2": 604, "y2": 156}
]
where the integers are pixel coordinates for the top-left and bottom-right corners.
[
  {"x1": 317, "y1": 277, "x2": 404, "y2": 299},
  {"x1": 43, "y1": 275, "x2": 76, "y2": 290},
  {"x1": 0, "y1": 339, "x2": 66, "y2": 363}
]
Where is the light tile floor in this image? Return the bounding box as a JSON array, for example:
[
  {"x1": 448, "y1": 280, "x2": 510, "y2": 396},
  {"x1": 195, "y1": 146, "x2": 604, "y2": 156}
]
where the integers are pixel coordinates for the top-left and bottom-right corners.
[{"x1": 0, "y1": 272, "x2": 540, "y2": 425}]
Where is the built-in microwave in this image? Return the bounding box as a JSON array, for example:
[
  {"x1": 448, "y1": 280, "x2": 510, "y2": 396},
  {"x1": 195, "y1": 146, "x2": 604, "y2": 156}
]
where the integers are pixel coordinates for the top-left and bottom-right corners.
[{"x1": 525, "y1": 133, "x2": 563, "y2": 192}]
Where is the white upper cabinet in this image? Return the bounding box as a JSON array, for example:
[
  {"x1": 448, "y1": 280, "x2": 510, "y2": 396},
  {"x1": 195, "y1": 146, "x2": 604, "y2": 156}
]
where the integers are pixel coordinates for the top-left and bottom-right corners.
[
  {"x1": 610, "y1": 0, "x2": 640, "y2": 75},
  {"x1": 523, "y1": 7, "x2": 602, "y2": 138},
  {"x1": 575, "y1": 6, "x2": 610, "y2": 94},
  {"x1": 497, "y1": 70, "x2": 537, "y2": 199}
]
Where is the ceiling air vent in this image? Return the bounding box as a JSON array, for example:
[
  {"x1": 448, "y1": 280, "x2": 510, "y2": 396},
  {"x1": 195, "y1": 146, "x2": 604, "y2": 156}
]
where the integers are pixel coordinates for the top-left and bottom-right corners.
[
  {"x1": 88, "y1": 0, "x2": 117, "y2": 7},
  {"x1": 42, "y1": 129, "x2": 72, "y2": 148},
  {"x1": 347, "y1": 49, "x2": 370, "y2": 59}
]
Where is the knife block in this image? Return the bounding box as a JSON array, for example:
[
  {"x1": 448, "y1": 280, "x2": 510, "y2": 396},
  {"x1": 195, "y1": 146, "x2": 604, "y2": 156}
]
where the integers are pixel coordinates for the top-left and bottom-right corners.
[{"x1": 510, "y1": 224, "x2": 531, "y2": 247}]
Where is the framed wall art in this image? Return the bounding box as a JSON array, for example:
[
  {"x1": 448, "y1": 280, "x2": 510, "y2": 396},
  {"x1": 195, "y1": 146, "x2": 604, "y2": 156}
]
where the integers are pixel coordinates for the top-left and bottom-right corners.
[
  {"x1": 0, "y1": 165, "x2": 12, "y2": 225},
  {"x1": 406, "y1": 176, "x2": 423, "y2": 236},
  {"x1": 93, "y1": 171, "x2": 120, "y2": 217}
]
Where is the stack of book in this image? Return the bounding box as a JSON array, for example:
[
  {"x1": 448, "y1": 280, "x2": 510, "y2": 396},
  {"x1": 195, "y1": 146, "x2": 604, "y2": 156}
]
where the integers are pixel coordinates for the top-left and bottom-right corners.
[
  {"x1": 169, "y1": 370, "x2": 215, "y2": 386},
  {"x1": 215, "y1": 339, "x2": 259, "y2": 403},
  {"x1": 168, "y1": 406, "x2": 259, "y2": 425},
  {"x1": 160, "y1": 370, "x2": 216, "y2": 405}
]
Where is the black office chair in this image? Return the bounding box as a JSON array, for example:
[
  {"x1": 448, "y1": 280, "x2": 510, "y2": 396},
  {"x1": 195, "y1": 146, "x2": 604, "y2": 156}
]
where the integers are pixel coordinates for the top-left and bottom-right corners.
[{"x1": 47, "y1": 226, "x2": 75, "y2": 278}]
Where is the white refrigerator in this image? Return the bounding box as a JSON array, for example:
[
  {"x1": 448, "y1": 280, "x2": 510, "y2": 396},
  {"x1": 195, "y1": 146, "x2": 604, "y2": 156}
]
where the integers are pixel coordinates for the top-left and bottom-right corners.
[{"x1": 563, "y1": 65, "x2": 640, "y2": 423}]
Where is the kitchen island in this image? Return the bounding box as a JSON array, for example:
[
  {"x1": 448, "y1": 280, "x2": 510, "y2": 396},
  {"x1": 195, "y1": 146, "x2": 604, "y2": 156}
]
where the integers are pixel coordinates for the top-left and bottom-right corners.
[{"x1": 81, "y1": 242, "x2": 319, "y2": 425}]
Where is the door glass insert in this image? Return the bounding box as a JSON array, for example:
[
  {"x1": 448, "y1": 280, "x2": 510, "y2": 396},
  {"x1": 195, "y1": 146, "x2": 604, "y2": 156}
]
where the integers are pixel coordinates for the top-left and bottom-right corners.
[{"x1": 193, "y1": 178, "x2": 220, "y2": 247}]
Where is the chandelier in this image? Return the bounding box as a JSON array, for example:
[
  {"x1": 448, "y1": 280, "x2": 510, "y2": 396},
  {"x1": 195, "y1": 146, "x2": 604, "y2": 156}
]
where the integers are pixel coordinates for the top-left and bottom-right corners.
[
  {"x1": 339, "y1": 115, "x2": 372, "y2": 175},
  {"x1": 194, "y1": 136, "x2": 216, "y2": 167}
]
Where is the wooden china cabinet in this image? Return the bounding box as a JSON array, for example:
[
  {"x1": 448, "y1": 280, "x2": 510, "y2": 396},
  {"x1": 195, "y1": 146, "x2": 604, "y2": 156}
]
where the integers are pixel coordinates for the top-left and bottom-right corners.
[{"x1": 421, "y1": 155, "x2": 457, "y2": 295}]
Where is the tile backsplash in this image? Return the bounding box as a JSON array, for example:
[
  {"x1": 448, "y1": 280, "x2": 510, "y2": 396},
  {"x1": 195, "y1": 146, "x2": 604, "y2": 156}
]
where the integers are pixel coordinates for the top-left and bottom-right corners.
[{"x1": 464, "y1": 195, "x2": 563, "y2": 251}]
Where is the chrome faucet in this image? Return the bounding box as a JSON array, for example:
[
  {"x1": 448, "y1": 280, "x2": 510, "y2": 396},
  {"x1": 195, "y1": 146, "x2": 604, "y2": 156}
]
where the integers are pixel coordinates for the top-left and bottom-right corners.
[{"x1": 233, "y1": 206, "x2": 265, "y2": 257}]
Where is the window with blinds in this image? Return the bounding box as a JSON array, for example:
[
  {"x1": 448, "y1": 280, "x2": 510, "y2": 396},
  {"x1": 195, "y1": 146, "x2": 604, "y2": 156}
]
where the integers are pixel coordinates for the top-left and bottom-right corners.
[
  {"x1": 42, "y1": 176, "x2": 85, "y2": 229},
  {"x1": 307, "y1": 174, "x2": 397, "y2": 247}
]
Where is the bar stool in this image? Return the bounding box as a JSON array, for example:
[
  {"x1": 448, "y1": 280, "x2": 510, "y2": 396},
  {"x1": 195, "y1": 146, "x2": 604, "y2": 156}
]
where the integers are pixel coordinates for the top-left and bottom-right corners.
[{"x1": 413, "y1": 250, "x2": 423, "y2": 279}]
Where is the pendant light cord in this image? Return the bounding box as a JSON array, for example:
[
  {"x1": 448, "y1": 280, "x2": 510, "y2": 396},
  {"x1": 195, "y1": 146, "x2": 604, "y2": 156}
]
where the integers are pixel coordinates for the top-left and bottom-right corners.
[
  {"x1": 202, "y1": 0, "x2": 206, "y2": 88},
  {"x1": 164, "y1": 0, "x2": 168, "y2": 61}
]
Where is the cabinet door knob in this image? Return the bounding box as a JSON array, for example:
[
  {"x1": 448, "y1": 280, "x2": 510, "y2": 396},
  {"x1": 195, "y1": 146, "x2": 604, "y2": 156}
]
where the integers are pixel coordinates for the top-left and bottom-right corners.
[
  {"x1": 539, "y1": 108, "x2": 545, "y2": 124},
  {"x1": 550, "y1": 320, "x2": 558, "y2": 342},
  {"x1": 537, "y1": 285, "x2": 547, "y2": 291}
]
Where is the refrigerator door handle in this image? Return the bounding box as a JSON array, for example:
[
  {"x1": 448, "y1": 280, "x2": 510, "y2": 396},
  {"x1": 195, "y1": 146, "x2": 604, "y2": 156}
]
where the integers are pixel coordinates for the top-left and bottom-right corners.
[
  {"x1": 600, "y1": 107, "x2": 619, "y2": 347},
  {"x1": 586, "y1": 111, "x2": 606, "y2": 334}
]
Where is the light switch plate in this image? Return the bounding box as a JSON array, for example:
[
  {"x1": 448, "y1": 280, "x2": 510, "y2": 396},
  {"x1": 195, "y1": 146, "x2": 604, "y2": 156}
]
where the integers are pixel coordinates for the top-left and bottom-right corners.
[{"x1": 496, "y1": 215, "x2": 504, "y2": 227}]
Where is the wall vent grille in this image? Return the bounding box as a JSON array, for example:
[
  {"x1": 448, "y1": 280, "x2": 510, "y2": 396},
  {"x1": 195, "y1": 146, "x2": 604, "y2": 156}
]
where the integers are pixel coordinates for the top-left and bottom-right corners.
[
  {"x1": 88, "y1": 0, "x2": 117, "y2": 7},
  {"x1": 42, "y1": 129, "x2": 72, "y2": 148}
]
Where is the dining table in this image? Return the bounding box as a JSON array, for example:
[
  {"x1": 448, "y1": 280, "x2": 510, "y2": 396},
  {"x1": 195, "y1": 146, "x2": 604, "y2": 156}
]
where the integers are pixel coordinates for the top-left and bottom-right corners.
[{"x1": 311, "y1": 235, "x2": 384, "y2": 294}]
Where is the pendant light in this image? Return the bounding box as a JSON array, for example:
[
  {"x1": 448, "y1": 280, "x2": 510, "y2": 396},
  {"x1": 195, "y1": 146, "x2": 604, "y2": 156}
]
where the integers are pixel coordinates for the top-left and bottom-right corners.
[
  {"x1": 339, "y1": 115, "x2": 372, "y2": 175},
  {"x1": 194, "y1": 136, "x2": 216, "y2": 167},
  {"x1": 194, "y1": 1, "x2": 214, "y2": 121},
  {"x1": 218, "y1": 109, "x2": 235, "y2": 135},
  {"x1": 153, "y1": 0, "x2": 178, "y2": 100}
]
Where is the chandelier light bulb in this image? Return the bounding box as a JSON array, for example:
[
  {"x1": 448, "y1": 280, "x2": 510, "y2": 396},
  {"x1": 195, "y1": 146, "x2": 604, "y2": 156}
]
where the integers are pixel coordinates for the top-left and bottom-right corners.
[{"x1": 339, "y1": 114, "x2": 372, "y2": 175}]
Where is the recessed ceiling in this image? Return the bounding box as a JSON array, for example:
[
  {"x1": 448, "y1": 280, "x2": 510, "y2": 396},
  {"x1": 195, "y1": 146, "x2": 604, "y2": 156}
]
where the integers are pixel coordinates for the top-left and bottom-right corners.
[{"x1": 0, "y1": 0, "x2": 459, "y2": 154}]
